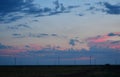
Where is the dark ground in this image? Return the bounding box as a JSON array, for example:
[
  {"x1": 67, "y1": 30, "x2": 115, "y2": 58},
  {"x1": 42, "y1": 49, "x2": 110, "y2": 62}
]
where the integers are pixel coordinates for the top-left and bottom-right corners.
[{"x1": 0, "y1": 65, "x2": 120, "y2": 77}]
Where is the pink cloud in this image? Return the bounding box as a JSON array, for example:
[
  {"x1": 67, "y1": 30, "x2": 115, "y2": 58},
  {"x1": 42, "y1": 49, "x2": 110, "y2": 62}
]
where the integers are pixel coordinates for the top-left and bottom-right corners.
[
  {"x1": 87, "y1": 32, "x2": 120, "y2": 43},
  {"x1": 0, "y1": 44, "x2": 44, "y2": 55},
  {"x1": 87, "y1": 32, "x2": 120, "y2": 50},
  {"x1": 87, "y1": 35, "x2": 110, "y2": 43},
  {"x1": 0, "y1": 49, "x2": 25, "y2": 55}
]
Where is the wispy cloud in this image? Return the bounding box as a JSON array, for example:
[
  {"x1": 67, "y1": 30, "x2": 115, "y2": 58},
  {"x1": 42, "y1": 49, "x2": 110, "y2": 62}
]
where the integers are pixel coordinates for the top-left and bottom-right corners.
[
  {"x1": 12, "y1": 33, "x2": 61, "y2": 38},
  {"x1": 8, "y1": 24, "x2": 31, "y2": 30},
  {"x1": 17, "y1": 24, "x2": 31, "y2": 28},
  {"x1": 29, "y1": 33, "x2": 49, "y2": 38}
]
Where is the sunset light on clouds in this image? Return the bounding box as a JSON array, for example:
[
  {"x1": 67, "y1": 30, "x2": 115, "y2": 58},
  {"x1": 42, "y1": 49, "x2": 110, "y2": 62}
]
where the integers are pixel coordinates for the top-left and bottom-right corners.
[{"x1": 0, "y1": 0, "x2": 120, "y2": 65}]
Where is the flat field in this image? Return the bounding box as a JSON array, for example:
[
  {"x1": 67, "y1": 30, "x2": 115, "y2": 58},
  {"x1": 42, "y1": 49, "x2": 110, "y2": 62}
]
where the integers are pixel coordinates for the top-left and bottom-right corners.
[{"x1": 0, "y1": 65, "x2": 120, "y2": 77}]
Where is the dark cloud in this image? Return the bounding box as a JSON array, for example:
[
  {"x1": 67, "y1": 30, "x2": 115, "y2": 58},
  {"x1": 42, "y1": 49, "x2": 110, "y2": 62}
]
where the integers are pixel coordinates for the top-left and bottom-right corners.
[
  {"x1": 32, "y1": 20, "x2": 39, "y2": 22},
  {"x1": 53, "y1": 0, "x2": 66, "y2": 12},
  {"x1": 86, "y1": 4, "x2": 106, "y2": 14},
  {"x1": 0, "y1": 0, "x2": 34, "y2": 23},
  {"x1": 47, "y1": 0, "x2": 78, "y2": 16},
  {"x1": 69, "y1": 38, "x2": 85, "y2": 46},
  {"x1": 51, "y1": 34, "x2": 58, "y2": 37},
  {"x1": 85, "y1": 2, "x2": 120, "y2": 15},
  {"x1": 0, "y1": 43, "x2": 12, "y2": 49},
  {"x1": 69, "y1": 39, "x2": 76, "y2": 46},
  {"x1": 108, "y1": 33, "x2": 120, "y2": 36},
  {"x1": 25, "y1": 45, "x2": 31, "y2": 48},
  {"x1": 69, "y1": 39, "x2": 80, "y2": 46},
  {"x1": 108, "y1": 33, "x2": 116, "y2": 36},
  {"x1": 104, "y1": 2, "x2": 120, "y2": 15},
  {"x1": 28, "y1": 33, "x2": 63, "y2": 38},
  {"x1": 87, "y1": 6, "x2": 96, "y2": 10},
  {"x1": 3, "y1": 16, "x2": 23, "y2": 23},
  {"x1": 43, "y1": 7, "x2": 52, "y2": 13},
  {"x1": 12, "y1": 33, "x2": 25, "y2": 38},
  {"x1": 111, "y1": 41, "x2": 120, "y2": 44},
  {"x1": 53, "y1": 0, "x2": 60, "y2": 11},
  {"x1": 0, "y1": 0, "x2": 34, "y2": 15},
  {"x1": 29, "y1": 33, "x2": 49, "y2": 38},
  {"x1": 67, "y1": 5, "x2": 80, "y2": 9},
  {"x1": 40, "y1": 34, "x2": 49, "y2": 36},
  {"x1": 0, "y1": 0, "x2": 80, "y2": 23},
  {"x1": 78, "y1": 14, "x2": 84, "y2": 16},
  {"x1": 84, "y1": 3, "x2": 91, "y2": 6},
  {"x1": 60, "y1": 3, "x2": 66, "y2": 11},
  {"x1": 48, "y1": 11, "x2": 64, "y2": 16},
  {"x1": 0, "y1": 0, "x2": 23, "y2": 14},
  {"x1": 0, "y1": 0, "x2": 34, "y2": 14}
]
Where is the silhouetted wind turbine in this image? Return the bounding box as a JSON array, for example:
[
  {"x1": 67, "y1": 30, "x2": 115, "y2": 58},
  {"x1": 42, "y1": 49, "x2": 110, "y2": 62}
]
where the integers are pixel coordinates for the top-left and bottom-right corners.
[
  {"x1": 90, "y1": 56, "x2": 92, "y2": 65},
  {"x1": 14, "y1": 55, "x2": 16, "y2": 65},
  {"x1": 58, "y1": 54, "x2": 60, "y2": 65}
]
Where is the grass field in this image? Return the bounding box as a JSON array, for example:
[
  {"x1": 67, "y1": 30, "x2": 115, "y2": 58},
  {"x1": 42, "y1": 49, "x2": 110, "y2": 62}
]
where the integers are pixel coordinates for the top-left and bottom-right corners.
[{"x1": 0, "y1": 65, "x2": 120, "y2": 77}]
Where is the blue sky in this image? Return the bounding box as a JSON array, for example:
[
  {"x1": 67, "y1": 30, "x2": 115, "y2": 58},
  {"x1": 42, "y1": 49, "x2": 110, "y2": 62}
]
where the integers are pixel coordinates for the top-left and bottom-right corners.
[{"x1": 0, "y1": 0, "x2": 120, "y2": 65}]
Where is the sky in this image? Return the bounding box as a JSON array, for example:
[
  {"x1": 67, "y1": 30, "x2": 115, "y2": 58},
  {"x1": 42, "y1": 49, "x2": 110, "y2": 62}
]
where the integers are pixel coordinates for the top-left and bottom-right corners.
[{"x1": 0, "y1": 0, "x2": 120, "y2": 65}]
